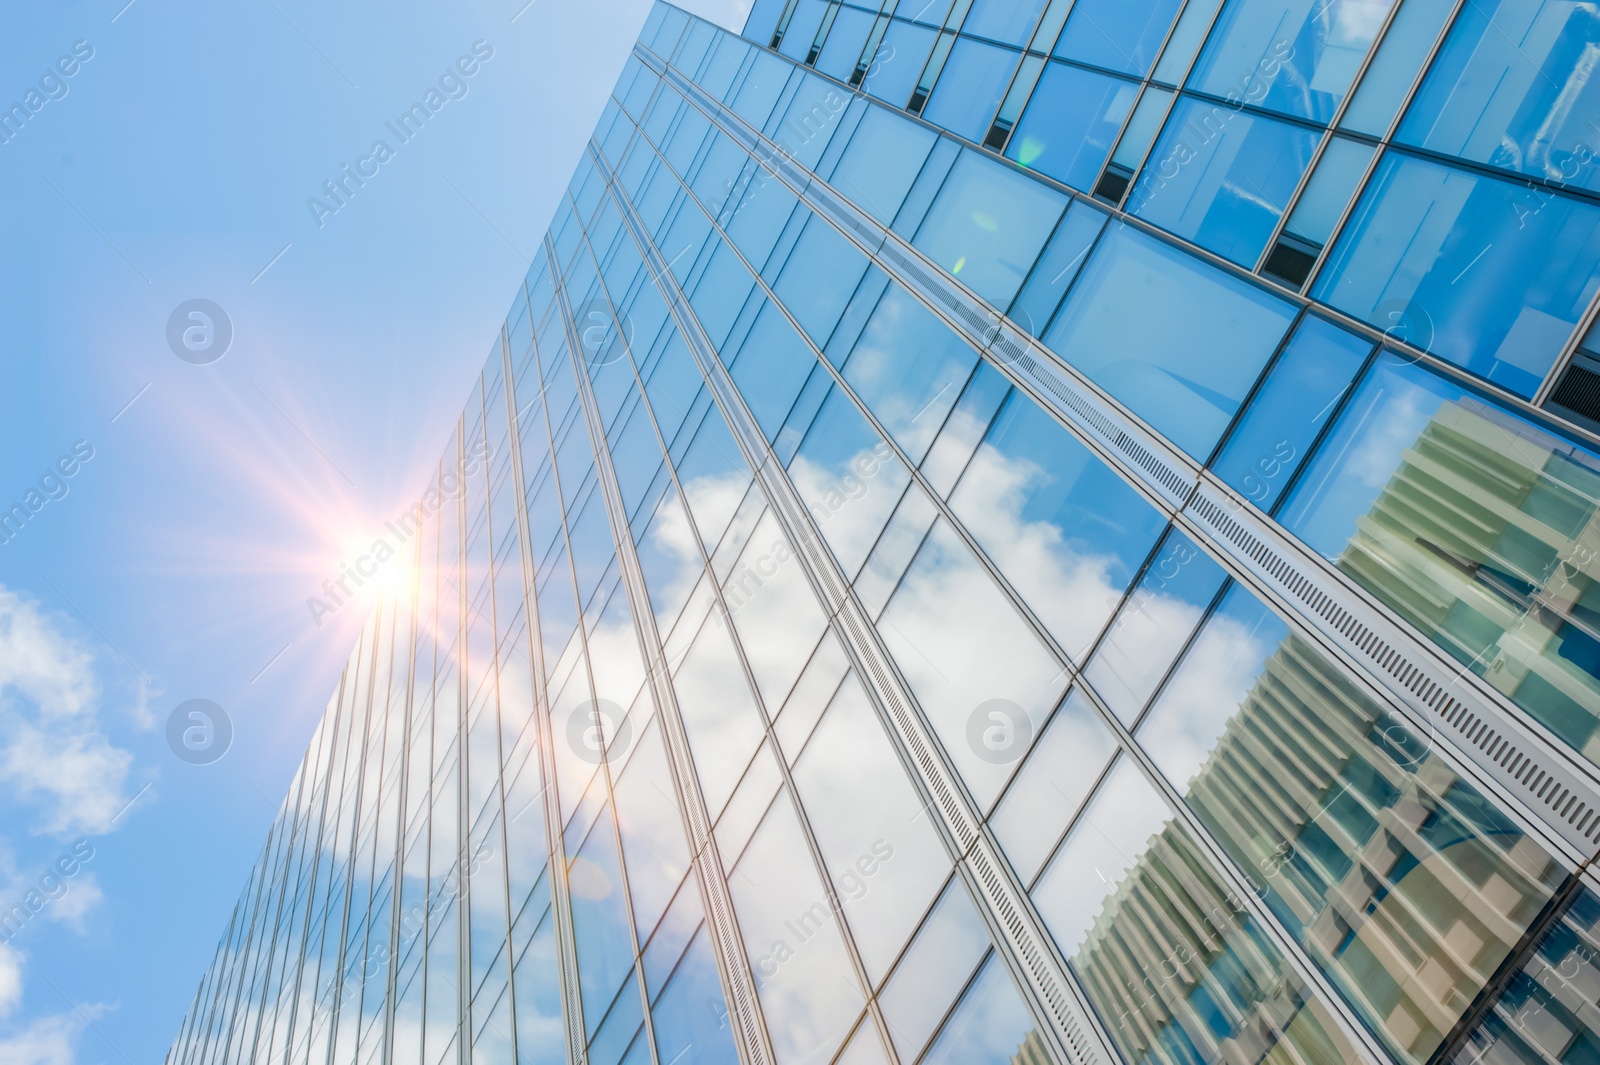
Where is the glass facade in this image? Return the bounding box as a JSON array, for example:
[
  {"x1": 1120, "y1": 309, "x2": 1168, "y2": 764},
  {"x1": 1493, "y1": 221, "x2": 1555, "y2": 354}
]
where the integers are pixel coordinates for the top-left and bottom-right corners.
[{"x1": 167, "y1": 3, "x2": 1600, "y2": 1065}]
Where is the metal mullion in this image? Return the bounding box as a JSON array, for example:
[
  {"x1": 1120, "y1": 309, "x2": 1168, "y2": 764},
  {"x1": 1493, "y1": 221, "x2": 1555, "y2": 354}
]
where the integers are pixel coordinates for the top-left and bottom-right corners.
[
  {"x1": 464, "y1": 356, "x2": 527, "y2": 1057},
  {"x1": 523, "y1": 268, "x2": 598, "y2": 1065},
  {"x1": 381, "y1": 529, "x2": 424, "y2": 1065},
  {"x1": 454, "y1": 423, "x2": 473, "y2": 1065},
  {"x1": 269, "y1": 665, "x2": 353, "y2": 1065},
  {"x1": 349, "y1": 594, "x2": 409, "y2": 1059},
  {"x1": 548, "y1": 239, "x2": 676, "y2": 1065},
  {"x1": 189, "y1": 840, "x2": 266, "y2": 1065},
  {"x1": 179, "y1": 883, "x2": 244, "y2": 1065},
  {"x1": 219, "y1": 811, "x2": 299, "y2": 1064},
  {"x1": 321, "y1": 606, "x2": 388, "y2": 1065},
  {"x1": 239, "y1": 711, "x2": 327, "y2": 1065}
]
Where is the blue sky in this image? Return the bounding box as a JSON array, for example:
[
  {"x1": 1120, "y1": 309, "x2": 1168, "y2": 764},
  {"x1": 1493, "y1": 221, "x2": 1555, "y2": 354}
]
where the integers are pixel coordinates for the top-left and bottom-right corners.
[{"x1": 0, "y1": 0, "x2": 745, "y2": 1059}]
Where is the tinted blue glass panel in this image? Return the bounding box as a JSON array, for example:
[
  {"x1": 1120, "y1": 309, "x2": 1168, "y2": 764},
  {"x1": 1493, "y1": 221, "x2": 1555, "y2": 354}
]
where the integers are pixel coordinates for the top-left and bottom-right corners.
[
  {"x1": 1054, "y1": 0, "x2": 1184, "y2": 77},
  {"x1": 1129, "y1": 95, "x2": 1319, "y2": 266},
  {"x1": 962, "y1": 0, "x2": 1049, "y2": 46},
  {"x1": 779, "y1": 0, "x2": 829, "y2": 60},
  {"x1": 953, "y1": 391, "x2": 1166, "y2": 657},
  {"x1": 1213, "y1": 315, "x2": 1372, "y2": 512},
  {"x1": 789, "y1": 386, "x2": 912, "y2": 576},
  {"x1": 1313, "y1": 151, "x2": 1600, "y2": 397},
  {"x1": 770, "y1": 72, "x2": 851, "y2": 170},
  {"x1": 1190, "y1": 0, "x2": 1394, "y2": 123},
  {"x1": 922, "y1": 38, "x2": 1021, "y2": 142},
  {"x1": 828, "y1": 103, "x2": 939, "y2": 225},
  {"x1": 913, "y1": 150, "x2": 1067, "y2": 307},
  {"x1": 1006, "y1": 61, "x2": 1137, "y2": 191},
  {"x1": 1009, "y1": 201, "x2": 1109, "y2": 336},
  {"x1": 1043, "y1": 223, "x2": 1296, "y2": 459},
  {"x1": 841, "y1": 283, "x2": 978, "y2": 463},
  {"x1": 727, "y1": 302, "x2": 818, "y2": 440},
  {"x1": 774, "y1": 216, "x2": 872, "y2": 346},
  {"x1": 744, "y1": 0, "x2": 787, "y2": 44},
  {"x1": 1398, "y1": 0, "x2": 1600, "y2": 192},
  {"x1": 570, "y1": 809, "x2": 636, "y2": 1038},
  {"x1": 816, "y1": 5, "x2": 876, "y2": 82},
  {"x1": 651, "y1": 930, "x2": 742, "y2": 1065},
  {"x1": 862, "y1": 20, "x2": 938, "y2": 107}
]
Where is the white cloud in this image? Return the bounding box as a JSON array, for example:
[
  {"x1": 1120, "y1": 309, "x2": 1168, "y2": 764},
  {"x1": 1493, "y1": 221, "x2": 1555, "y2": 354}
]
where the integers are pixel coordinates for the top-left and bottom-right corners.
[
  {"x1": 0, "y1": 587, "x2": 133, "y2": 838},
  {"x1": 0, "y1": 1009, "x2": 98, "y2": 1065},
  {"x1": 0, "y1": 943, "x2": 22, "y2": 1017},
  {"x1": 40, "y1": 876, "x2": 101, "y2": 935}
]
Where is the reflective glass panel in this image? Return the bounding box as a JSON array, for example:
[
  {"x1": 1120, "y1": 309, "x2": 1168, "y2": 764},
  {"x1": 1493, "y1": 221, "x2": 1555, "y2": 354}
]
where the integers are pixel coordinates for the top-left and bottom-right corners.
[
  {"x1": 1313, "y1": 151, "x2": 1600, "y2": 397},
  {"x1": 1399, "y1": 0, "x2": 1600, "y2": 192},
  {"x1": 1282, "y1": 353, "x2": 1600, "y2": 763},
  {"x1": 1137, "y1": 583, "x2": 1567, "y2": 1063},
  {"x1": 1043, "y1": 222, "x2": 1296, "y2": 459},
  {"x1": 1130, "y1": 94, "x2": 1320, "y2": 267},
  {"x1": 1007, "y1": 61, "x2": 1139, "y2": 192}
]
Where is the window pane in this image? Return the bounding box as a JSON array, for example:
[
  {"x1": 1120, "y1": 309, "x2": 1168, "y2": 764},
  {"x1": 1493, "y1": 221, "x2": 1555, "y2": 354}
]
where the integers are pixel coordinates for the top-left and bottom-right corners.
[
  {"x1": 1212, "y1": 314, "x2": 1372, "y2": 513},
  {"x1": 774, "y1": 215, "x2": 872, "y2": 347},
  {"x1": 672, "y1": 613, "x2": 766, "y2": 816},
  {"x1": 1312, "y1": 151, "x2": 1600, "y2": 397},
  {"x1": 828, "y1": 104, "x2": 939, "y2": 226},
  {"x1": 1084, "y1": 528, "x2": 1229, "y2": 724},
  {"x1": 651, "y1": 928, "x2": 742, "y2": 1065},
  {"x1": 1399, "y1": 0, "x2": 1600, "y2": 192},
  {"x1": 728, "y1": 301, "x2": 820, "y2": 440},
  {"x1": 840, "y1": 283, "x2": 978, "y2": 464},
  {"x1": 1137, "y1": 583, "x2": 1567, "y2": 1063},
  {"x1": 950, "y1": 390, "x2": 1167, "y2": 657},
  {"x1": 922, "y1": 38, "x2": 1021, "y2": 142},
  {"x1": 1282, "y1": 135, "x2": 1376, "y2": 247},
  {"x1": 963, "y1": 0, "x2": 1050, "y2": 46},
  {"x1": 913, "y1": 149, "x2": 1068, "y2": 307},
  {"x1": 989, "y1": 689, "x2": 1119, "y2": 882},
  {"x1": 878, "y1": 520, "x2": 1069, "y2": 808},
  {"x1": 730, "y1": 791, "x2": 865, "y2": 1065},
  {"x1": 877, "y1": 877, "x2": 993, "y2": 1059},
  {"x1": 817, "y1": 6, "x2": 875, "y2": 82},
  {"x1": 1042, "y1": 222, "x2": 1296, "y2": 459},
  {"x1": 788, "y1": 386, "x2": 912, "y2": 578},
  {"x1": 1007, "y1": 61, "x2": 1138, "y2": 192},
  {"x1": 1282, "y1": 353, "x2": 1600, "y2": 762},
  {"x1": 1034, "y1": 756, "x2": 1366, "y2": 1065},
  {"x1": 791, "y1": 675, "x2": 952, "y2": 983},
  {"x1": 1130, "y1": 95, "x2": 1320, "y2": 267},
  {"x1": 920, "y1": 953, "x2": 1041, "y2": 1065},
  {"x1": 862, "y1": 20, "x2": 938, "y2": 107},
  {"x1": 1190, "y1": 0, "x2": 1395, "y2": 123},
  {"x1": 1055, "y1": 0, "x2": 1184, "y2": 77}
]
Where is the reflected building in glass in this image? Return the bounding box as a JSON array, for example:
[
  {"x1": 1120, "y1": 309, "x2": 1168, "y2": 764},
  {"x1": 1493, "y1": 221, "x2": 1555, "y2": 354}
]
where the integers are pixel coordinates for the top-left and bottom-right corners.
[{"x1": 166, "y1": 2, "x2": 1600, "y2": 1065}]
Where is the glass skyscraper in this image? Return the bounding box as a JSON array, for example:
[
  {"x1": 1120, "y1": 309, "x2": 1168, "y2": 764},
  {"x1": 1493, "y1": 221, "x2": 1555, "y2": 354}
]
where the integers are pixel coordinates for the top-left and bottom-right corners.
[{"x1": 165, "y1": 2, "x2": 1600, "y2": 1064}]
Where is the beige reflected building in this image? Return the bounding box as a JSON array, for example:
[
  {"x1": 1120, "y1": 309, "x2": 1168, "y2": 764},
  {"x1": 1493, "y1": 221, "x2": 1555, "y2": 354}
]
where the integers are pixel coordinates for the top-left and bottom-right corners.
[
  {"x1": 1073, "y1": 627, "x2": 1563, "y2": 1065},
  {"x1": 1336, "y1": 397, "x2": 1600, "y2": 761}
]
